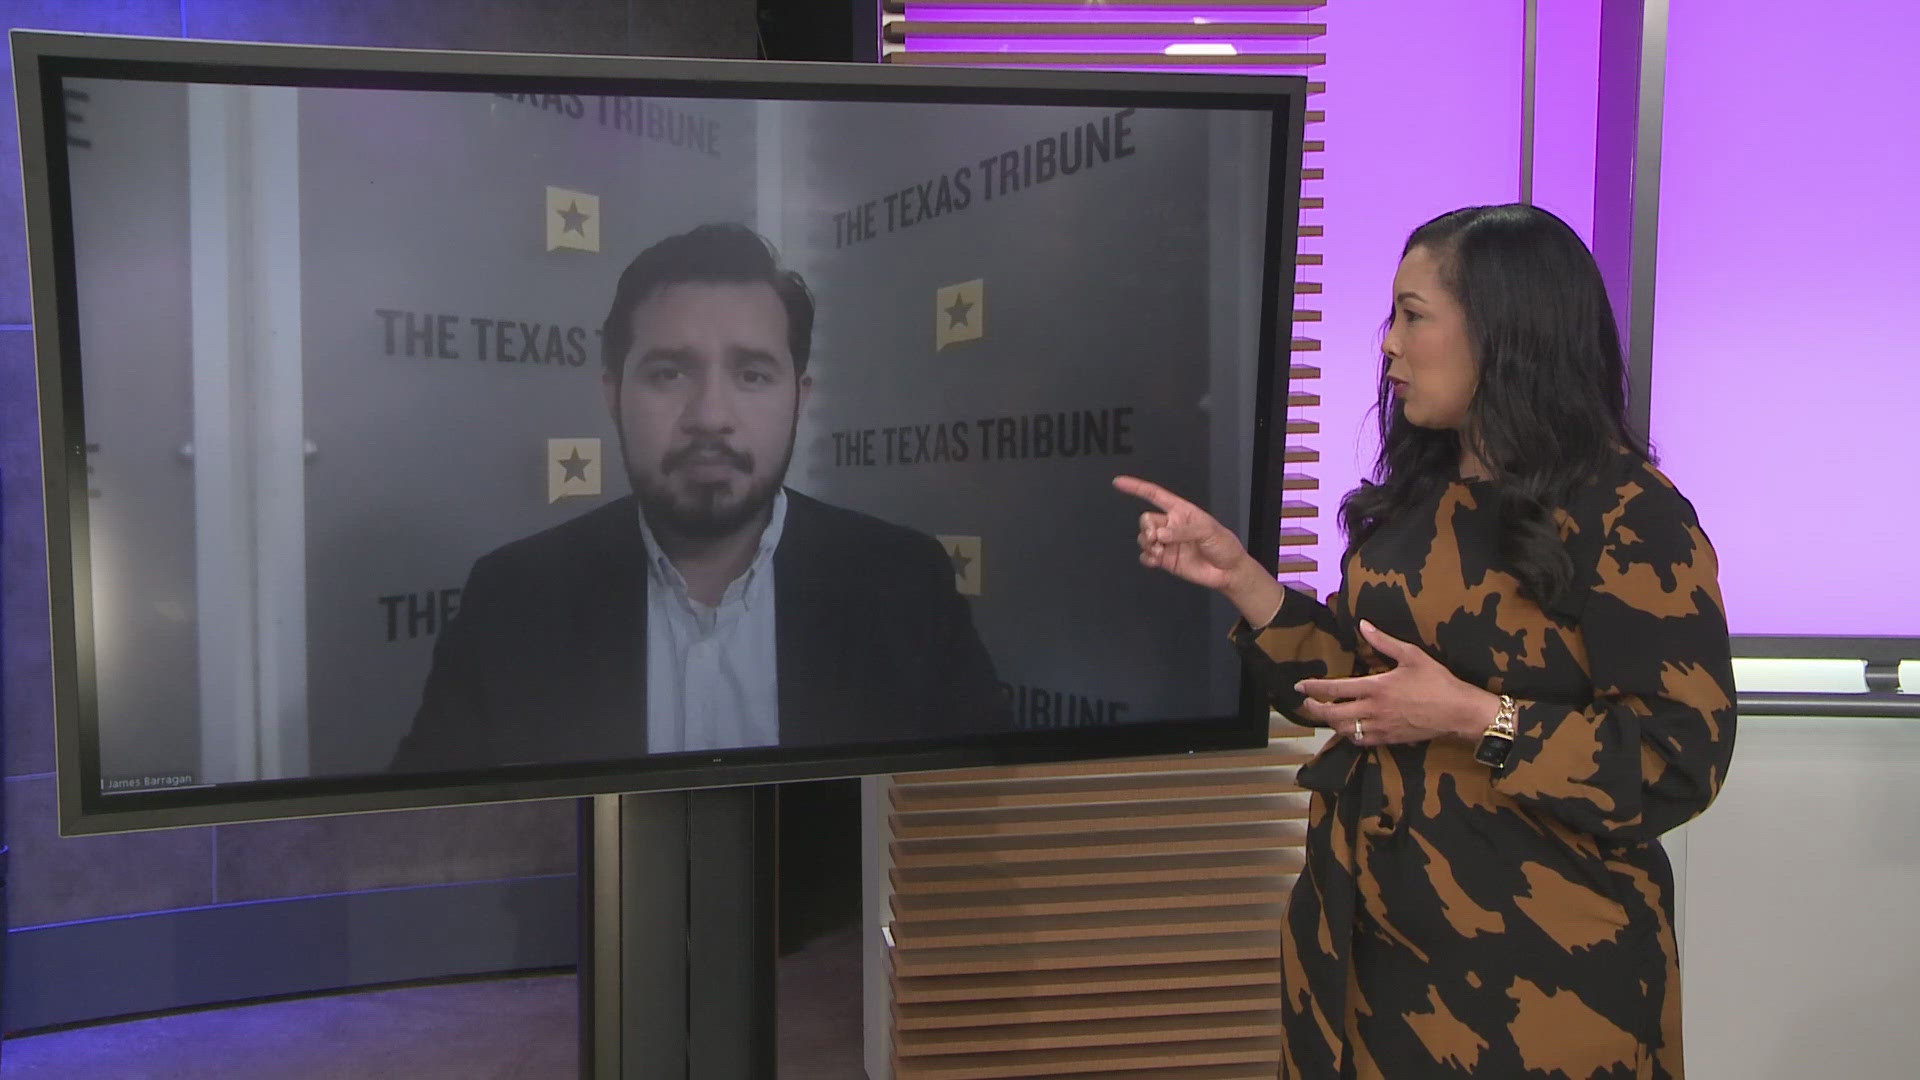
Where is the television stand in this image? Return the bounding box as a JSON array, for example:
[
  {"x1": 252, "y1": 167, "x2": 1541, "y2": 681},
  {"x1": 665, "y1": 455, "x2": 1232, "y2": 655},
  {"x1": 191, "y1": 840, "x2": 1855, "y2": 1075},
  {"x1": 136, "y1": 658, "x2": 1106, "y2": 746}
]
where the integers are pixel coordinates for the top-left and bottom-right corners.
[{"x1": 577, "y1": 786, "x2": 778, "y2": 1078}]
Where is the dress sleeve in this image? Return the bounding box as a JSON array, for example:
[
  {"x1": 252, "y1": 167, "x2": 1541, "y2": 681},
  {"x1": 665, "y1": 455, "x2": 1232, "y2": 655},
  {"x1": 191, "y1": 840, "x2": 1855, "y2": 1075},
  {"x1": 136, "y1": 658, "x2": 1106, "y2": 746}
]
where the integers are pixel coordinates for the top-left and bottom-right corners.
[
  {"x1": 1492, "y1": 474, "x2": 1737, "y2": 842},
  {"x1": 1229, "y1": 583, "x2": 1362, "y2": 726}
]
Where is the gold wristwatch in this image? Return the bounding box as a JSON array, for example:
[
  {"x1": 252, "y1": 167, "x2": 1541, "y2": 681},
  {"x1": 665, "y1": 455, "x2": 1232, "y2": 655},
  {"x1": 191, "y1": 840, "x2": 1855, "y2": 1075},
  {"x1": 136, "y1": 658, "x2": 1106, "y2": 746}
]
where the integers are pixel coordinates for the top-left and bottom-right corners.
[{"x1": 1473, "y1": 694, "x2": 1519, "y2": 769}]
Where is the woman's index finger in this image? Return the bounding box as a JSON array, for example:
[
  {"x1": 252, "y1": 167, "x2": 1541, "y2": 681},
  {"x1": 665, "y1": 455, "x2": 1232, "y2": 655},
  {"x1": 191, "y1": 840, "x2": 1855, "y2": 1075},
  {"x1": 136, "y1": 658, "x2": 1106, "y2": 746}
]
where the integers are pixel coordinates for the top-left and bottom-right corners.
[{"x1": 1112, "y1": 475, "x2": 1190, "y2": 514}]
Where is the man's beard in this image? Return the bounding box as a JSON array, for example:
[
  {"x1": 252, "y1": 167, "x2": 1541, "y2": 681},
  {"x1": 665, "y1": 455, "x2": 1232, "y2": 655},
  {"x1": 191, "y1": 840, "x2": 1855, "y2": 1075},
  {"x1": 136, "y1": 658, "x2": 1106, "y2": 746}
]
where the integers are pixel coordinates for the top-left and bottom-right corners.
[{"x1": 620, "y1": 428, "x2": 795, "y2": 542}]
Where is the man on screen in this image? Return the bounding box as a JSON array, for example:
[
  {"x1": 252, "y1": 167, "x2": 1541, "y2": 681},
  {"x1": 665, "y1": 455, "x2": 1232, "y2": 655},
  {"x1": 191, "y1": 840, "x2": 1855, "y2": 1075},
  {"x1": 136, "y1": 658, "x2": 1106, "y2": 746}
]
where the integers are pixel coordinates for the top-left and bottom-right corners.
[{"x1": 389, "y1": 224, "x2": 1007, "y2": 772}]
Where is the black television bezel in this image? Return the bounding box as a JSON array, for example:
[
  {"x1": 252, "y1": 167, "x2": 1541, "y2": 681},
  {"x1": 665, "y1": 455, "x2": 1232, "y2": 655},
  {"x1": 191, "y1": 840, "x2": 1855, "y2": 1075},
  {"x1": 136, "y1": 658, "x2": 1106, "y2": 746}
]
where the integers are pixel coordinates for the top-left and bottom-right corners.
[{"x1": 11, "y1": 29, "x2": 1308, "y2": 836}]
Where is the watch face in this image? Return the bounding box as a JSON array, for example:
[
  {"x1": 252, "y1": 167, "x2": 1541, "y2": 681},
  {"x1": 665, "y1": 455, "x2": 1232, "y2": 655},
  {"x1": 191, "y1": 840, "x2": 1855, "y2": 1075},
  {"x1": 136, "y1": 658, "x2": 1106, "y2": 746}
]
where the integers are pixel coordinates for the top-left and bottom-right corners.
[{"x1": 1474, "y1": 734, "x2": 1515, "y2": 769}]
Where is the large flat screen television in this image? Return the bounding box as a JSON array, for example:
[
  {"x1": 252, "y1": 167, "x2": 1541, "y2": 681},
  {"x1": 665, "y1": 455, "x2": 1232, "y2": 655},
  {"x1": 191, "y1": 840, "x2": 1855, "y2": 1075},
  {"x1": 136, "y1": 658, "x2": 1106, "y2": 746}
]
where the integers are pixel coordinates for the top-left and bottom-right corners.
[{"x1": 11, "y1": 30, "x2": 1306, "y2": 835}]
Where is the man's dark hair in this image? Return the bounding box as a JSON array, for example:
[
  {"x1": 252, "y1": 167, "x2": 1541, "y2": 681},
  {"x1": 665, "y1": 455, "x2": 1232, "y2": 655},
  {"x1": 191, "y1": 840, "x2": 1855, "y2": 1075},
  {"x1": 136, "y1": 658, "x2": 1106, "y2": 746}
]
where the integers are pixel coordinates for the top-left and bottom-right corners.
[{"x1": 600, "y1": 223, "x2": 816, "y2": 380}]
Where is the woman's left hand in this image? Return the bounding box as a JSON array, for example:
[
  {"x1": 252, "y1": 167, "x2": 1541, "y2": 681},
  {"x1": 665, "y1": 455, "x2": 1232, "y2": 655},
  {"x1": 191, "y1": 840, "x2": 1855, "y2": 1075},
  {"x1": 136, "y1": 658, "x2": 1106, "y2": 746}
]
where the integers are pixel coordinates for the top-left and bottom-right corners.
[{"x1": 1295, "y1": 621, "x2": 1500, "y2": 746}]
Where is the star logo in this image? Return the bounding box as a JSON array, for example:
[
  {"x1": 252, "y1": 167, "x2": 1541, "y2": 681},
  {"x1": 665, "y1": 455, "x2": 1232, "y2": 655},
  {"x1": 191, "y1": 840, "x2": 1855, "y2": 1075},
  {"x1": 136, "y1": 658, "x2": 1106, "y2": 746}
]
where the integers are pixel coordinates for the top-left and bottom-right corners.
[
  {"x1": 548, "y1": 438, "x2": 603, "y2": 503},
  {"x1": 935, "y1": 279, "x2": 985, "y2": 350},
  {"x1": 937, "y1": 535, "x2": 982, "y2": 596},
  {"x1": 545, "y1": 186, "x2": 600, "y2": 252},
  {"x1": 944, "y1": 293, "x2": 974, "y2": 329}
]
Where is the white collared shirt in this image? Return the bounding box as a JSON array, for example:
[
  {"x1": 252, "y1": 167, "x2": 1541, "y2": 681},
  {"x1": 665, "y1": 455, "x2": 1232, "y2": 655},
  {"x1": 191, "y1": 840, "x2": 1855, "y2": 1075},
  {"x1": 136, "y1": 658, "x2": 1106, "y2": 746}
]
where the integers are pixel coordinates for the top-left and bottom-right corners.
[{"x1": 638, "y1": 491, "x2": 785, "y2": 754}]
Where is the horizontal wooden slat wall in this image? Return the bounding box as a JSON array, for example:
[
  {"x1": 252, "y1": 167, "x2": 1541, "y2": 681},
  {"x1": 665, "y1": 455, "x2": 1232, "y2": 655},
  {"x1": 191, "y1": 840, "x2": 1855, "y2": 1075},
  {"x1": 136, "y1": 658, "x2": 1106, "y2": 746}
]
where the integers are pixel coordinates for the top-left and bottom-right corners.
[
  {"x1": 884, "y1": 721, "x2": 1326, "y2": 1079},
  {"x1": 878, "y1": 7, "x2": 1327, "y2": 1076}
]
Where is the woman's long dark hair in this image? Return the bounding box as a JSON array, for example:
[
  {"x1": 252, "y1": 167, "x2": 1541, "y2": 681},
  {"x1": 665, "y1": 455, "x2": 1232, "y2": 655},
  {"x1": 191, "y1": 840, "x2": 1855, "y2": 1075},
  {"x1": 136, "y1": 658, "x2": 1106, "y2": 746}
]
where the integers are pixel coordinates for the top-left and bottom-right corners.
[{"x1": 1337, "y1": 204, "x2": 1651, "y2": 608}]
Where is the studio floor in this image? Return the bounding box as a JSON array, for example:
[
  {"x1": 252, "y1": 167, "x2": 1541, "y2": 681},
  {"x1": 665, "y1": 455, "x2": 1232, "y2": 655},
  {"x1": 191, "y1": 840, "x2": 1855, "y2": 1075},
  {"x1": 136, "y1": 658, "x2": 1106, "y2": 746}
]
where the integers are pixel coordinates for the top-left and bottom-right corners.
[{"x1": 0, "y1": 925, "x2": 865, "y2": 1079}]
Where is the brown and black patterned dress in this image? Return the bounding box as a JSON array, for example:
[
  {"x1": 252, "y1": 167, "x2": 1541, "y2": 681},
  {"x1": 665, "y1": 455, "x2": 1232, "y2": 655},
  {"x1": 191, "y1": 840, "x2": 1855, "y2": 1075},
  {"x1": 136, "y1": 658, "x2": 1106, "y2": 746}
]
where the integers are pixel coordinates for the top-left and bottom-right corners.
[{"x1": 1234, "y1": 450, "x2": 1736, "y2": 1079}]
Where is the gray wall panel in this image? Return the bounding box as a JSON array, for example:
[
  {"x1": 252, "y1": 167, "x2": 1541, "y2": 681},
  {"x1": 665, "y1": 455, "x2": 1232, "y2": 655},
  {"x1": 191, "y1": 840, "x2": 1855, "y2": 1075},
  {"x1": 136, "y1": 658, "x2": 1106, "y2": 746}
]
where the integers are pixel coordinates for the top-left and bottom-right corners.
[
  {"x1": 2, "y1": 875, "x2": 577, "y2": 1031},
  {"x1": 1, "y1": 329, "x2": 54, "y2": 778},
  {"x1": 2, "y1": 776, "x2": 213, "y2": 927},
  {"x1": 213, "y1": 797, "x2": 575, "y2": 902}
]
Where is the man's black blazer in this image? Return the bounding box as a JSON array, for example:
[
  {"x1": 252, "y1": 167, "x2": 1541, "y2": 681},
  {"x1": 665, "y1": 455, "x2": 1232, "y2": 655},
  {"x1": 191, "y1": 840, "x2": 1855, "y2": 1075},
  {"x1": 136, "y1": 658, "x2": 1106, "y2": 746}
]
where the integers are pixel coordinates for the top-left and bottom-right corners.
[{"x1": 388, "y1": 490, "x2": 1008, "y2": 773}]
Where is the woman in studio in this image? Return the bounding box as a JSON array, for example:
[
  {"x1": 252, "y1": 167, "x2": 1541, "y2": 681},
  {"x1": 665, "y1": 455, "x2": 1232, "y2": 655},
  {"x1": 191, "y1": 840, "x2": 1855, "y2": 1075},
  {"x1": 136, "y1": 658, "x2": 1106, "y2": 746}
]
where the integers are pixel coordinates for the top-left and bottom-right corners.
[{"x1": 1117, "y1": 203, "x2": 1737, "y2": 1079}]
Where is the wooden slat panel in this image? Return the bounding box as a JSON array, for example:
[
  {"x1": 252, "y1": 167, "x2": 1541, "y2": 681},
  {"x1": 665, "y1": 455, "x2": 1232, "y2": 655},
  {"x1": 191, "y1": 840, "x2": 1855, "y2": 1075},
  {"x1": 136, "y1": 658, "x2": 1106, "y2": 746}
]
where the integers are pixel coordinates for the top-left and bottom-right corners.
[
  {"x1": 893, "y1": 907, "x2": 1288, "y2": 950},
  {"x1": 892, "y1": 767, "x2": 1311, "y2": 808},
  {"x1": 1274, "y1": 553, "x2": 1316, "y2": 575},
  {"x1": 889, "y1": 21, "x2": 1325, "y2": 40},
  {"x1": 1293, "y1": 308, "x2": 1322, "y2": 321},
  {"x1": 891, "y1": 800, "x2": 1315, "y2": 840},
  {"x1": 894, "y1": 801, "x2": 1311, "y2": 843},
  {"x1": 908, "y1": 1066, "x2": 1273, "y2": 1080},
  {"x1": 893, "y1": 850, "x2": 1304, "y2": 896},
  {"x1": 1271, "y1": 717, "x2": 1318, "y2": 740},
  {"x1": 1280, "y1": 472, "x2": 1317, "y2": 490},
  {"x1": 1289, "y1": 362, "x2": 1320, "y2": 379},
  {"x1": 890, "y1": 797, "x2": 1311, "y2": 842},
  {"x1": 894, "y1": 958, "x2": 1284, "y2": 1004},
  {"x1": 891, "y1": 822, "x2": 1309, "y2": 870},
  {"x1": 892, "y1": 930, "x2": 1288, "y2": 978},
  {"x1": 894, "y1": 1036, "x2": 1283, "y2": 1080},
  {"x1": 890, "y1": 819, "x2": 1315, "y2": 866},
  {"x1": 890, "y1": 792, "x2": 1309, "y2": 827},
  {"x1": 893, "y1": 872, "x2": 1301, "y2": 916},
  {"x1": 887, "y1": 51, "x2": 1325, "y2": 67},
  {"x1": 1059, "y1": 1070, "x2": 1274, "y2": 1080},
  {"x1": 1279, "y1": 499, "x2": 1317, "y2": 518},
  {"x1": 894, "y1": 877, "x2": 1292, "y2": 922},
  {"x1": 1284, "y1": 416, "x2": 1319, "y2": 435},
  {"x1": 905, "y1": 1066, "x2": 1272, "y2": 1080},
  {"x1": 899, "y1": 985, "x2": 1282, "y2": 1030},
  {"x1": 1291, "y1": 337, "x2": 1320, "y2": 351},
  {"x1": 1294, "y1": 280, "x2": 1322, "y2": 294},
  {"x1": 885, "y1": 0, "x2": 1326, "y2": 9},
  {"x1": 1284, "y1": 441, "x2": 1320, "y2": 461},
  {"x1": 1278, "y1": 526, "x2": 1316, "y2": 546},
  {"x1": 898, "y1": 1011, "x2": 1285, "y2": 1056}
]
